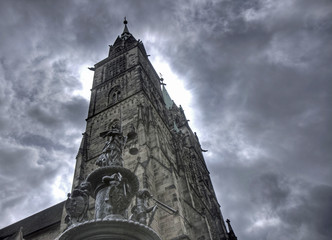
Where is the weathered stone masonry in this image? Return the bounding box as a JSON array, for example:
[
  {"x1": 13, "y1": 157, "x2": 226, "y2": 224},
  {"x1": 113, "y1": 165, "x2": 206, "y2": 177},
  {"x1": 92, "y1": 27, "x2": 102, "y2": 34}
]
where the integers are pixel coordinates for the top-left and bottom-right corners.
[{"x1": 69, "y1": 20, "x2": 232, "y2": 240}]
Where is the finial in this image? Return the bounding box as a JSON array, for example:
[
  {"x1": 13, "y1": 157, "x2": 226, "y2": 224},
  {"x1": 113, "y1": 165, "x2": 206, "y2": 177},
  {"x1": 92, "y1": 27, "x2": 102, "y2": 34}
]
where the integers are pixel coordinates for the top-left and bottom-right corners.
[
  {"x1": 121, "y1": 17, "x2": 130, "y2": 38},
  {"x1": 226, "y1": 218, "x2": 237, "y2": 240},
  {"x1": 226, "y1": 219, "x2": 233, "y2": 232},
  {"x1": 159, "y1": 73, "x2": 166, "y2": 86}
]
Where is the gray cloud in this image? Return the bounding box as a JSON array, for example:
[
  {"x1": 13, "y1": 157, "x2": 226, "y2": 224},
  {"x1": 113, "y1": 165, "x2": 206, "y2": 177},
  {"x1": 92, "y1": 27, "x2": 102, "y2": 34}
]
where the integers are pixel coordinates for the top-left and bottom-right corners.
[{"x1": 0, "y1": 0, "x2": 331, "y2": 239}]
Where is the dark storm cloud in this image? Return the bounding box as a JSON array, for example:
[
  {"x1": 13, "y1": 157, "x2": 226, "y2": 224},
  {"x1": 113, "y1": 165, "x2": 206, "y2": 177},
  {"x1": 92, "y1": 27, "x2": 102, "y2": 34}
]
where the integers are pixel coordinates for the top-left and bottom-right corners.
[
  {"x1": 19, "y1": 133, "x2": 66, "y2": 151},
  {"x1": 0, "y1": 0, "x2": 331, "y2": 239},
  {"x1": 0, "y1": 139, "x2": 71, "y2": 224},
  {"x1": 142, "y1": 0, "x2": 332, "y2": 239},
  {"x1": 152, "y1": 1, "x2": 332, "y2": 240},
  {"x1": 0, "y1": 0, "x2": 94, "y2": 228},
  {"x1": 280, "y1": 184, "x2": 332, "y2": 238}
]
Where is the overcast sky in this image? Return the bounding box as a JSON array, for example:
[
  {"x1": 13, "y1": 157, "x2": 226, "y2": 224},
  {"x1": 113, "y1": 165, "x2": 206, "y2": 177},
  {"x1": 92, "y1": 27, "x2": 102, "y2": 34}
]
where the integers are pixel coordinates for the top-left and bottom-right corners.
[{"x1": 0, "y1": 0, "x2": 331, "y2": 239}]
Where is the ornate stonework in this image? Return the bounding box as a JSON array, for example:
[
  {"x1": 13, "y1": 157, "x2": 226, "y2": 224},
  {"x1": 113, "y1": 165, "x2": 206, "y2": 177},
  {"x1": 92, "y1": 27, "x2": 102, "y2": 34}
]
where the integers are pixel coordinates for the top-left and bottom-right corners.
[
  {"x1": 64, "y1": 182, "x2": 90, "y2": 225},
  {"x1": 0, "y1": 19, "x2": 237, "y2": 240},
  {"x1": 63, "y1": 18, "x2": 232, "y2": 240},
  {"x1": 58, "y1": 126, "x2": 158, "y2": 239}
]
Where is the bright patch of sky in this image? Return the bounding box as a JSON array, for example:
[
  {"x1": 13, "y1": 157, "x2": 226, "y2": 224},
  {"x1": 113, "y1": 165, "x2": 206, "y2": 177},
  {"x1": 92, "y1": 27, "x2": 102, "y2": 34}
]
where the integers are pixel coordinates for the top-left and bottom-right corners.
[
  {"x1": 74, "y1": 65, "x2": 94, "y2": 100},
  {"x1": 52, "y1": 174, "x2": 71, "y2": 202},
  {"x1": 248, "y1": 216, "x2": 281, "y2": 232},
  {"x1": 150, "y1": 56, "x2": 194, "y2": 124}
]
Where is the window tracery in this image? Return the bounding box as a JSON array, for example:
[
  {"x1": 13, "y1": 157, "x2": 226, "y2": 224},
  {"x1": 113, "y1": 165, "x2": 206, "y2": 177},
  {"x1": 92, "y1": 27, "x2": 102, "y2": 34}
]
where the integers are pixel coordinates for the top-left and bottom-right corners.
[{"x1": 108, "y1": 86, "x2": 122, "y2": 105}]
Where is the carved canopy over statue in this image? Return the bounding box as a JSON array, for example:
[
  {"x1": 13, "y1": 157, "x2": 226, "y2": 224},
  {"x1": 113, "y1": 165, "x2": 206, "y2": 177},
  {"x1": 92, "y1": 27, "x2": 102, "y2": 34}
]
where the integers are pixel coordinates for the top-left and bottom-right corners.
[{"x1": 96, "y1": 123, "x2": 126, "y2": 167}]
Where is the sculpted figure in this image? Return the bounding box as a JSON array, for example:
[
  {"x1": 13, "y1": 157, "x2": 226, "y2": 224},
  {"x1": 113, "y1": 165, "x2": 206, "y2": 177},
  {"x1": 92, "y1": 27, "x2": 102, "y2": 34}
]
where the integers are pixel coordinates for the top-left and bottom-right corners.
[
  {"x1": 96, "y1": 123, "x2": 126, "y2": 167},
  {"x1": 65, "y1": 181, "x2": 91, "y2": 226},
  {"x1": 95, "y1": 172, "x2": 132, "y2": 219},
  {"x1": 130, "y1": 189, "x2": 157, "y2": 225}
]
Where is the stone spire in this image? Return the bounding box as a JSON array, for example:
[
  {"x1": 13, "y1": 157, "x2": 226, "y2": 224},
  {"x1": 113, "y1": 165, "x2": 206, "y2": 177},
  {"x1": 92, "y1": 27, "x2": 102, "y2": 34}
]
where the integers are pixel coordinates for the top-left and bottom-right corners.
[{"x1": 121, "y1": 17, "x2": 131, "y2": 40}]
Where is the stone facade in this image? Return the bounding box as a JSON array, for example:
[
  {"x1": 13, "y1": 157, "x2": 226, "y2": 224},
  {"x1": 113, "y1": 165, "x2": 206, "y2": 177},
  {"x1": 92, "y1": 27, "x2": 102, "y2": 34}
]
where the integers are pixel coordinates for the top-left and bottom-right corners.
[
  {"x1": 68, "y1": 21, "x2": 230, "y2": 240},
  {"x1": 0, "y1": 20, "x2": 236, "y2": 240}
]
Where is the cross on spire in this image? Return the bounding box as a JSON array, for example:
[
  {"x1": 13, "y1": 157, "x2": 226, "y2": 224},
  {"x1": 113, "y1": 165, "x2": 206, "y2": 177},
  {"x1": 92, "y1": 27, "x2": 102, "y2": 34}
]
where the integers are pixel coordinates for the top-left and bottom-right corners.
[
  {"x1": 121, "y1": 16, "x2": 131, "y2": 39},
  {"x1": 159, "y1": 73, "x2": 166, "y2": 86}
]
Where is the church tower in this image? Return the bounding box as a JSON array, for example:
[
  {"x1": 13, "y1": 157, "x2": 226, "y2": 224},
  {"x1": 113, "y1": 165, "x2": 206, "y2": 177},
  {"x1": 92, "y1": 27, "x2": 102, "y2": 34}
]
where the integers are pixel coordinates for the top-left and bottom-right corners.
[{"x1": 70, "y1": 19, "x2": 232, "y2": 240}]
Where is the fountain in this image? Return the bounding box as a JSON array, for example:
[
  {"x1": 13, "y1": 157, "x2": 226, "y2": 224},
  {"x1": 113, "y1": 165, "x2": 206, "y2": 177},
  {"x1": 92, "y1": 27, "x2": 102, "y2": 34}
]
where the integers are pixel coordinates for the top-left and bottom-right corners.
[{"x1": 56, "y1": 123, "x2": 161, "y2": 240}]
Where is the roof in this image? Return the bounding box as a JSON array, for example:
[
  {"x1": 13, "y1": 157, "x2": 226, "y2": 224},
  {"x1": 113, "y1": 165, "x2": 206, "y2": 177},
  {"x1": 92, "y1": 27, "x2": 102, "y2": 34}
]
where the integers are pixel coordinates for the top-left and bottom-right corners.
[
  {"x1": 0, "y1": 201, "x2": 65, "y2": 239},
  {"x1": 162, "y1": 85, "x2": 174, "y2": 109}
]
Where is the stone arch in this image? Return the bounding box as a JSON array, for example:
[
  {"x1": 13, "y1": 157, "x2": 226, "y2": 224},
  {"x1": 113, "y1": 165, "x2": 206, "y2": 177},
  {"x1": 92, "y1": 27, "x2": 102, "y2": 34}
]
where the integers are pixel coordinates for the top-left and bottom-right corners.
[
  {"x1": 108, "y1": 85, "x2": 122, "y2": 105},
  {"x1": 108, "y1": 119, "x2": 120, "y2": 130}
]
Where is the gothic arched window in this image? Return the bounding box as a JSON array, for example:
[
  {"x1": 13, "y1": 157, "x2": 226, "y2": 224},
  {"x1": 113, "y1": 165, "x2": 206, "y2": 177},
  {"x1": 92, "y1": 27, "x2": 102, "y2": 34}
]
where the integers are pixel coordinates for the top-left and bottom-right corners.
[{"x1": 108, "y1": 86, "x2": 121, "y2": 105}]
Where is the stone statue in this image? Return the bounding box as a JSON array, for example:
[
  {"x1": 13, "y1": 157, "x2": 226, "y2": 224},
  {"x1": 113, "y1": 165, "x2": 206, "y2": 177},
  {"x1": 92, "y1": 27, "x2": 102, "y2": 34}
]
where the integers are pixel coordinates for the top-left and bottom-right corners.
[
  {"x1": 95, "y1": 172, "x2": 132, "y2": 219},
  {"x1": 96, "y1": 123, "x2": 126, "y2": 167},
  {"x1": 130, "y1": 189, "x2": 157, "y2": 225},
  {"x1": 65, "y1": 181, "x2": 91, "y2": 226}
]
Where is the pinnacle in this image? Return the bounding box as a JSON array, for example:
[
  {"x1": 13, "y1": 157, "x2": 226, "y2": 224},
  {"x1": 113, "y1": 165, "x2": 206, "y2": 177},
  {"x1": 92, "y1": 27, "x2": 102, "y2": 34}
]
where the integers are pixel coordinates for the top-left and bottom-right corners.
[{"x1": 122, "y1": 16, "x2": 130, "y2": 36}]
